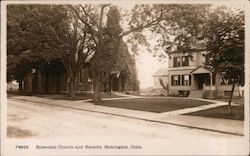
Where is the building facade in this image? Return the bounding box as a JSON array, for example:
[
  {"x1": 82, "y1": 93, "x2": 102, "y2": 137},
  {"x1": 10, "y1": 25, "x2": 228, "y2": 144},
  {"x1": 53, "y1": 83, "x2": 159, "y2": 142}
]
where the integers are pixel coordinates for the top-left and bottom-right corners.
[
  {"x1": 153, "y1": 68, "x2": 169, "y2": 89},
  {"x1": 168, "y1": 50, "x2": 244, "y2": 98},
  {"x1": 22, "y1": 67, "x2": 136, "y2": 95}
]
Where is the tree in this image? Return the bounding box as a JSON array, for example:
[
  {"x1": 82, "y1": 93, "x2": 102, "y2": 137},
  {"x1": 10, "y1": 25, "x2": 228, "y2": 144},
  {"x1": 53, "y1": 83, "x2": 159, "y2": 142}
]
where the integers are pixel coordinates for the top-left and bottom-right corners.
[
  {"x1": 62, "y1": 12, "x2": 94, "y2": 99},
  {"x1": 204, "y1": 7, "x2": 244, "y2": 113},
  {"x1": 7, "y1": 5, "x2": 93, "y2": 99},
  {"x1": 69, "y1": 4, "x2": 171, "y2": 102},
  {"x1": 111, "y1": 41, "x2": 140, "y2": 92},
  {"x1": 159, "y1": 78, "x2": 166, "y2": 90},
  {"x1": 7, "y1": 5, "x2": 63, "y2": 93},
  {"x1": 147, "y1": 4, "x2": 210, "y2": 58}
]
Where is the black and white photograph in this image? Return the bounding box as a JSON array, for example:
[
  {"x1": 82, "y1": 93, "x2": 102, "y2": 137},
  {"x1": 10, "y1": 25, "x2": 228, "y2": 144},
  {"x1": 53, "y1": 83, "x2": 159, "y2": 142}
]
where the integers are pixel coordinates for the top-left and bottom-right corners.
[{"x1": 1, "y1": 0, "x2": 249, "y2": 155}]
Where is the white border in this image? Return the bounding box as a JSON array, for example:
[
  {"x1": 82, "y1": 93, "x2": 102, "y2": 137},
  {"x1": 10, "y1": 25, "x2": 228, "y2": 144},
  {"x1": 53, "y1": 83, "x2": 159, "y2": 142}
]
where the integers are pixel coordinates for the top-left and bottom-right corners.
[
  {"x1": 244, "y1": 0, "x2": 250, "y2": 151},
  {"x1": 1, "y1": 0, "x2": 250, "y2": 155},
  {"x1": 1, "y1": 2, "x2": 7, "y2": 156}
]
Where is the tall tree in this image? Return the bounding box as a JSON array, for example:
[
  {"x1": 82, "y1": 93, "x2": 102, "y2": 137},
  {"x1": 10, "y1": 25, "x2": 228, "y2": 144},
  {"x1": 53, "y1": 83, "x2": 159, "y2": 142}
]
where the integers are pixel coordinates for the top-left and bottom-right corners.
[
  {"x1": 7, "y1": 5, "x2": 93, "y2": 98},
  {"x1": 7, "y1": 5, "x2": 63, "y2": 93},
  {"x1": 69, "y1": 4, "x2": 170, "y2": 102},
  {"x1": 204, "y1": 7, "x2": 244, "y2": 113},
  {"x1": 147, "y1": 4, "x2": 210, "y2": 58}
]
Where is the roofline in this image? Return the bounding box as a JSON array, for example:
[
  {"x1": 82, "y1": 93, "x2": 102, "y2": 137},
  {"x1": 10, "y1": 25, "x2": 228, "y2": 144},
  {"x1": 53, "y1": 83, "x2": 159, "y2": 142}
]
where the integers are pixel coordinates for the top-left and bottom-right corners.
[
  {"x1": 152, "y1": 75, "x2": 169, "y2": 77},
  {"x1": 167, "y1": 49, "x2": 206, "y2": 55},
  {"x1": 190, "y1": 66, "x2": 212, "y2": 74}
]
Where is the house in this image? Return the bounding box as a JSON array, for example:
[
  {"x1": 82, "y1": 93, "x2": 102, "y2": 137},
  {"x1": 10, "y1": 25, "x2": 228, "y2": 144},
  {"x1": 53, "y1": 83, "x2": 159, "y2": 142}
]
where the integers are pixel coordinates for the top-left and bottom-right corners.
[
  {"x1": 167, "y1": 50, "x2": 244, "y2": 98},
  {"x1": 152, "y1": 68, "x2": 168, "y2": 89}
]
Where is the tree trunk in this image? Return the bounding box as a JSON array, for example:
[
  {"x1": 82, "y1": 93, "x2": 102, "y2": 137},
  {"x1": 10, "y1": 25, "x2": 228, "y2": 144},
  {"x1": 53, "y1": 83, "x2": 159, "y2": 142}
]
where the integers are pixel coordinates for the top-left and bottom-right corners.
[
  {"x1": 69, "y1": 80, "x2": 76, "y2": 100},
  {"x1": 18, "y1": 80, "x2": 23, "y2": 94},
  {"x1": 123, "y1": 77, "x2": 128, "y2": 93},
  {"x1": 44, "y1": 71, "x2": 49, "y2": 94},
  {"x1": 228, "y1": 79, "x2": 236, "y2": 114},
  {"x1": 238, "y1": 84, "x2": 242, "y2": 98},
  {"x1": 93, "y1": 71, "x2": 101, "y2": 103},
  {"x1": 110, "y1": 76, "x2": 113, "y2": 93}
]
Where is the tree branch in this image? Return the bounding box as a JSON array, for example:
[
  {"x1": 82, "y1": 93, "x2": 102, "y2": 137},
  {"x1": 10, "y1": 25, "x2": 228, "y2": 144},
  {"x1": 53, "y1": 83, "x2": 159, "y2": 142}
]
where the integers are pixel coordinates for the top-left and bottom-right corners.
[
  {"x1": 79, "y1": 5, "x2": 98, "y2": 29},
  {"x1": 98, "y1": 4, "x2": 110, "y2": 38},
  {"x1": 68, "y1": 5, "x2": 98, "y2": 44},
  {"x1": 120, "y1": 9, "x2": 164, "y2": 37}
]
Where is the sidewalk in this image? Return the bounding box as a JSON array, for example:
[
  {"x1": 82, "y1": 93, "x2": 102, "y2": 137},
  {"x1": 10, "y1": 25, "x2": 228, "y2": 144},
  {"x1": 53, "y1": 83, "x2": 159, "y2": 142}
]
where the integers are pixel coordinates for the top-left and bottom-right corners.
[{"x1": 9, "y1": 95, "x2": 244, "y2": 136}]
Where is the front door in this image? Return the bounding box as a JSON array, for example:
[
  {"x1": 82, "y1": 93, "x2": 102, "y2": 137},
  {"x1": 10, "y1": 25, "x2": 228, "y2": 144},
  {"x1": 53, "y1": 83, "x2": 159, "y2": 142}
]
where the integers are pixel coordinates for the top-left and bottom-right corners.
[{"x1": 195, "y1": 74, "x2": 205, "y2": 90}]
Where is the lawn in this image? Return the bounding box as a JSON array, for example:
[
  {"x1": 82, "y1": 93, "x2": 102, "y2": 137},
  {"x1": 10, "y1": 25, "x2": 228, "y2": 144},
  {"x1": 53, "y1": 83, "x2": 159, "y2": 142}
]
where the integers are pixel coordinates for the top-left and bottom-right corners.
[
  {"x1": 185, "y1": 105, "x2": 244, "y2": 121},
  {"x1": 95, "y1": 98, "x2": 213, "y2": 113},
  {"x1": 215, "y1": 98, "x2": 244, "y2": 105}
]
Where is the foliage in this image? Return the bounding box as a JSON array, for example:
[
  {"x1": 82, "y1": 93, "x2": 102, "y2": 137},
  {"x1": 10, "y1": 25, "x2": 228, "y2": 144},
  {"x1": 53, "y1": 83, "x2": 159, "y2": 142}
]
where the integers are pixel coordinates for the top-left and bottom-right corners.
[
  {"x1": 150, "y1": 4, "x2": 210, "y2": 57},
  {"x1": 7, "y1": 5, "x2": 93, "y2": 97},
  {"x1": 70, "y1": 4, "x2": 147, "y2": 101},
  {"x1": 204, "y1": 7, "x2": 244, "y2": 113},
  {"x1": 204, "y1": 7, "x2": 244, "y2": 84},
  {"x1": 7, "y1": 5, "x2": 65, "y2": 85}
]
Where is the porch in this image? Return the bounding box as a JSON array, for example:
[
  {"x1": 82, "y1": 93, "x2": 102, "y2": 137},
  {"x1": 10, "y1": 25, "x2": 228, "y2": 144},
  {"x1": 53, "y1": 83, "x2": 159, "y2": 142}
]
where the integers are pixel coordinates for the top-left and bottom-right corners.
[{"x1": 189, "y1": 66, "x2": 216, "y2": 99}]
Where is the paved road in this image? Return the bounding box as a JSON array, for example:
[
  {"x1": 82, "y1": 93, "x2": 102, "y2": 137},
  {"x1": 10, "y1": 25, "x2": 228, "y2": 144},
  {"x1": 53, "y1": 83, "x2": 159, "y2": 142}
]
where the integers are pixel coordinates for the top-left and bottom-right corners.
[{"x1": 6, "y1": 99, "x2": 248, "y2": 155}]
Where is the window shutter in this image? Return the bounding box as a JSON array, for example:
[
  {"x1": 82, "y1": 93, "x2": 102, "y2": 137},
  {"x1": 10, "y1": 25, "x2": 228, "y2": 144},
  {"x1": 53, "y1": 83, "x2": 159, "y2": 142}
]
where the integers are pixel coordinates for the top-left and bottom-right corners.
[
  {"x1": 171, "y1": 75, "x2": 174, "y2": 85},
  {"x1": 189, "y1": 75, "x2": 192, "y2": 85},
  {"x1": 178, "y1": 75, "x2": 180, "y2": 85}
]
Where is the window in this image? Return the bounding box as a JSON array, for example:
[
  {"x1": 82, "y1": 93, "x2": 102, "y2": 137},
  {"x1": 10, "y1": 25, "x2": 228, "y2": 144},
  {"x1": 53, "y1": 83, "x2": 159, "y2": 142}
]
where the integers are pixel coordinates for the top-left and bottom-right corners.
[
  {"x1": 173, "y1": 56, "x2": 189, "y2": 67},
  {"x1": 173, "y1": 57, "x2": 181, "y2": 67},
  {"x1": 181, "y1": 56, "x2": 189, "y2": 66},
  {"x1": 182, "y1": 75, "x2": 191, "y2": 86},
  {"x1": 171, "y1": 75, "x2": 180, "y2": 86},
  {"x1": 219, "y1": 74, "x2": 233, "y2": 85}
]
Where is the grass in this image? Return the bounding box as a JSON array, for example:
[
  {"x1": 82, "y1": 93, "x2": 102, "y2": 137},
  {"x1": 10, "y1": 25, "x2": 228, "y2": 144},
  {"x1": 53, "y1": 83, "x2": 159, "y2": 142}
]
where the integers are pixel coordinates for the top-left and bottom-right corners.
[
  {"x1": 185, "y1": 105, "x2": 244, "y2": 121},
  {"x1": 215, "y1": 98, "x2": 244, "y2": 105},
  {"x1": 95, "y1": 98, "x2": 213, "y2": 113}
]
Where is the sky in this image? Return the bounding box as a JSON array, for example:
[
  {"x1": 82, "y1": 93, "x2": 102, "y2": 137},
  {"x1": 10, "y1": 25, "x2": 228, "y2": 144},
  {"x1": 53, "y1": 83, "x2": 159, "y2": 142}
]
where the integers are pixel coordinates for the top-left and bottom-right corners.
[{"x1": 136, "y1": 50, "x2": 168, "y2": 89}]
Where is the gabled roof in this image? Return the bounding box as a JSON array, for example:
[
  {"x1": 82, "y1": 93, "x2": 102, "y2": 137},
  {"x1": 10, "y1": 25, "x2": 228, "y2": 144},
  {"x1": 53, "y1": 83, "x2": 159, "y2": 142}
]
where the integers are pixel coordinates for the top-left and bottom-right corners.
[{"x1": 190, "y1": 66, "x2": 212, "y2": 74}]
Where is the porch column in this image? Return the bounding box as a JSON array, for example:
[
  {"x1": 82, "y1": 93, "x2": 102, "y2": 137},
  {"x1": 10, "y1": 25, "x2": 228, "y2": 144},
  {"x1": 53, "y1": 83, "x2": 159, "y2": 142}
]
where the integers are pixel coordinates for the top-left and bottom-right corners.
[
  {"x1": 191, "y1": 74, "x2": 194, "y2": 91},
  {"x1": 210, "y1": 72, "x2": 213, "y2": 99}
]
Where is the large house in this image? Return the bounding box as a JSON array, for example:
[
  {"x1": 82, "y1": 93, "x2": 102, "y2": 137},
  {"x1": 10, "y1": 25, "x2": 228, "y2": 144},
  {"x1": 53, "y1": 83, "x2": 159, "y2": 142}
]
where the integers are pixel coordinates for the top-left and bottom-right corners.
[{"x1": 167, "y1": 50, "x2": 244, "y2": 98}]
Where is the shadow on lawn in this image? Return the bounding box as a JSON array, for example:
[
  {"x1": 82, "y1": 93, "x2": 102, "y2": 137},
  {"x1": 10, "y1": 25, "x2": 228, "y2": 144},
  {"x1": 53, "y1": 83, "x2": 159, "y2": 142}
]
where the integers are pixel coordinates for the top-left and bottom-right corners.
[
  {"x1": 185, "y1": 105, "x2": 244, "y2": 121},
  {"x1": 7, "y1": 126, "x2": 37, "y2": 138}
]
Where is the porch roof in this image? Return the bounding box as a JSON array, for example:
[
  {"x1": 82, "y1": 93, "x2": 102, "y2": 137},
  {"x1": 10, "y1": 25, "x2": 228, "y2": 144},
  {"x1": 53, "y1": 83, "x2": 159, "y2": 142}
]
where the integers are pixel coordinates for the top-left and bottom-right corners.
[{"x1": 190, "y1": 66, "x2": 211, "y2": 74}]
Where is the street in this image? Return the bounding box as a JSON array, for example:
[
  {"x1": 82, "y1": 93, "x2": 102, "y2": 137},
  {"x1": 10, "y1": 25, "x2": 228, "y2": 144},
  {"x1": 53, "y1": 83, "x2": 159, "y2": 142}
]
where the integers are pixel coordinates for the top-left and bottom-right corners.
[{"x1": 7, "y1": 99, "x2": 248, "y2": 155}]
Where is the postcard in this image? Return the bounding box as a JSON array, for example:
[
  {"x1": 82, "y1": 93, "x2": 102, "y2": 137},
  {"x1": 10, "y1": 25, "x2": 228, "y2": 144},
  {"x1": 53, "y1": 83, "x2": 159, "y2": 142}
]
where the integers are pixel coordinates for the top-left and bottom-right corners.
[{"x1": 1, "y1": 0, "x2": 249, "y2": 155}]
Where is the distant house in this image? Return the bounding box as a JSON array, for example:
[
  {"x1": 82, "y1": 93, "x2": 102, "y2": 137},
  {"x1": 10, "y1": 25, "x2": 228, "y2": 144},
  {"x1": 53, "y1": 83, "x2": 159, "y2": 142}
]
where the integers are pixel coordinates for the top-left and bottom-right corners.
[
  {"x1": 167, "y1": 50, "x2": 244, "y2": 98},
  {"x1": 153, "y1": 68, "x2": 168, "y2": 89}
]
